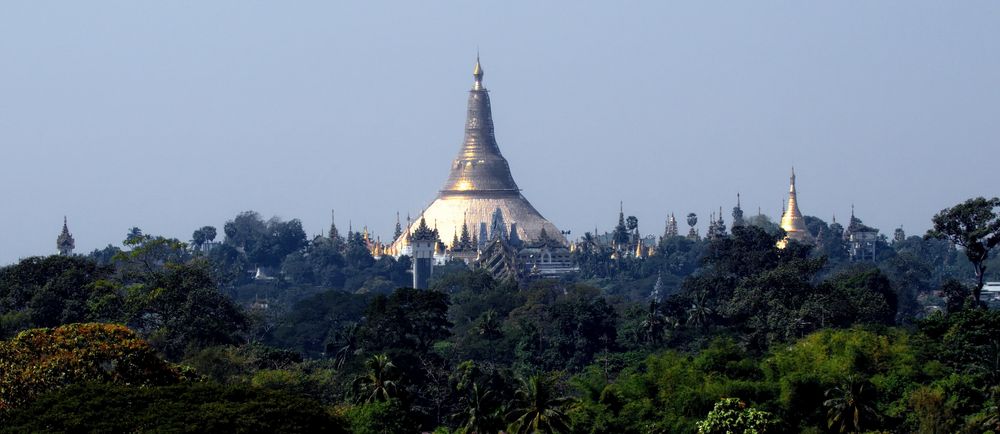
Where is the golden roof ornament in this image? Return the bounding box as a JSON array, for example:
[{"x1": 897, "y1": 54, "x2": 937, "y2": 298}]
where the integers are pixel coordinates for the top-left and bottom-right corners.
[{"x1": 473, "y1": 55, "x2": 484, "y2": 90}]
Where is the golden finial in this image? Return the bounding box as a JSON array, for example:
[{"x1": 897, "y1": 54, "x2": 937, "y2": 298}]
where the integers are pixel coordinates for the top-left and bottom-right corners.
[{"x1": 473, "y1": 54, "x2": 484, "y2": 90}]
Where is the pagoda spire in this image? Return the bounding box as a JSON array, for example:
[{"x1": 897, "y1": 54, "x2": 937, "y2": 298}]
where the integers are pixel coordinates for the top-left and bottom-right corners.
[
  {"x1": 394, "y1": 211, "x2": 403, "y2": 241},
  {"x1": 329, "y1": 210, "x2": 340, "y2": 240},
  {"x1": 473, "y1": 54, "x2": 484, "y2": 90},
  {"x1": 56, "y1": 216, "x2": 75, "y2": 255},
  {"x1": 665, "y1": 213, "x2": 678, "y2": 237},
  {"x1": 732, "y1": 193, "x2": 745, "y2": 227},
  {"x1": 459, "y1": 217, "x2": 471, "y2": 248},
  {"x1": 778, "y1": 167, "x2": 812, "y2": 247},
  {"x1": 440, "y1": 55, "x2": 520, "y2": 194}
]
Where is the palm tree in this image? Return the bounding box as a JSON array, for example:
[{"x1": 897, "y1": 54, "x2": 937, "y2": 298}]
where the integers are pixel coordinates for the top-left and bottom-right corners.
[
  {"x1": 352, "y1": 353, "x2": 399, "y2": 403},
  {"x1": 455, "y1": 383, "x2": 504, "y2": 434},
  {"x1": 640, "y1": 301, "x2": 667, "y2": 345},
  {"x1": 981, "y1": 386, "x2": 1000, "y2": 432},
  {"x1": 506, "y1": 375, "x2": 574, "y2": 434},
  {"x1": 331, "y1": 323, "x2": 361, "y2": 370},
  {"x1": 687, "y1": 291, "x2": 714, "y2": 329},
  {"x1": 477, "y1": 309, "x2": 503, "y2": 340},
  {"x1": 824, "y1": 375, "x2": 880, "y2": 433}
]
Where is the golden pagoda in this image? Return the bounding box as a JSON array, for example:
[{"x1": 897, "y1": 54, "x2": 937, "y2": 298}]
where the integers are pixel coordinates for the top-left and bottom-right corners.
[
  {"x1": 777, "y1": 168, "x2": 812, "y2": 248},
  {"x1": 389, "y1": 57, "x2": 565, "y2": 254},
  {"x1": 634, "y1": 237, "x2": 646, "y2": 258}
]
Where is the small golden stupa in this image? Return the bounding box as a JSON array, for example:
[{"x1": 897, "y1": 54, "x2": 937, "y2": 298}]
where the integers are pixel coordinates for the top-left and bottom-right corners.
[{"x1": 777, "y1": 168, "x2": 812, "y2": 248}]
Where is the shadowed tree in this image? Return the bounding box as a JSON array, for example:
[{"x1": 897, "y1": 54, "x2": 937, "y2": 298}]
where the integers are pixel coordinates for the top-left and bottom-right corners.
[
  {"x1": 191, "y1": 226, "x2": 217, "y2": 250},
  {"x1": 687, "y1": 291, "x2": 714, "y2": 330},
  {"x1": 331, "y1": 323, "x2": 361, "y2": 370},
  {"x1": 505, "y1": 375, "x2": 574, "y2": 434},
  {"x1": 824, "y1": 375, "x2": 880, "y2": 433},
  {"x1": 352, "y1": 354, "x2": 400, "y2": 403},
  {"x1": 626, "y1": 216, "x2": 639, "y2": 242},
  {"x1": 926, "y1": 197, "x2": 1000, "y2": 303},
  {"x1": 981, "y1": 386, "x2": 1000, "y2": 433},
  {"x1": 476, "y1": 309, "x2": 503, "y2": 340},
  {"x1": 640, "y1": 300, "x2": 668, "y2": 345},
  {"x1": 939, "y1": 279, "x2": 972, "y2": 314},
  {"x1": 456, "y1": 383, "x2": 504, "y2": 434}
]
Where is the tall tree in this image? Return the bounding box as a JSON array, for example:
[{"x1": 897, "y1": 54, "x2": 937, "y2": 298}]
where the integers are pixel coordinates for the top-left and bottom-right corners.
[
  {"x1": 128, "y1": 261, "x2": 248, "y2": 360},
  {"x1": 191, "y1": 226, "x2": 217, "y2": 250},
  {"x1": 505, "y1": 375, "x2": 573, "y2": 434},
  {"x1": 352, "y1": 354, "x2": 400, "y2": 403},
  {"x1": 626, "y1": 215, "x2": 639, "y2": 237},
  {"x1": 0, "y1": 255, "x2": 114, "y2": 333},
  {"x1": 824, "y1": 375, "x2": 880, "y2": 433},
  {"x1": 359, "y1": 288, "x2": 452, "y2": 355},
  {"x1": 925, "y1": 197, "x2": 1000, "y2": 303},
  {"x1": 456, "y1": 383, "x2": 503, "y2": 434}
]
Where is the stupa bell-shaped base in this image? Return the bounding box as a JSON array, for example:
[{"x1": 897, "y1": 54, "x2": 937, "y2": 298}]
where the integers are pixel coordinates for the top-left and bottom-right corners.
[{"x1": 400, "y1": 192, "x2": 565, "y2": 252}]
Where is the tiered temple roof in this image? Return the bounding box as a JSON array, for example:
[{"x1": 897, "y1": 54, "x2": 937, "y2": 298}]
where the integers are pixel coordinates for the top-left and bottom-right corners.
[{"x1": 56, "y1": 216, "x2": 75, "y2": 255}]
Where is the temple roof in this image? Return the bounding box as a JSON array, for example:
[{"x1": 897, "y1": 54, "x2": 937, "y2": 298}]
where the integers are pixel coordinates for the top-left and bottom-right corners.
[
  {"x1": 56, "y1": 216, "x2": 75, "y2": 251},
  {"x1": 409, "y1": 217, "x2": 439, "y2": 242}
]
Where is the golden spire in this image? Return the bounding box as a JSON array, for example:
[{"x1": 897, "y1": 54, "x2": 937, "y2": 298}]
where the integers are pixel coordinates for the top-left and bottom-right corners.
[
  {"x1": 473, "y1": 54, "x2": 484, "y2": 90},
  {"x1": 778, "y1": 166, "x2": 811, "y2": 248},
  {"x1": 440, "y1": 54, "x2": 520, "y2": 194}
]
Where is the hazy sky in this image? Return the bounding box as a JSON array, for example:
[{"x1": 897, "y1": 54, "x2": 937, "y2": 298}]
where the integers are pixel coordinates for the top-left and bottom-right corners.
[{"x1": 2, "y1": 2, "x2": 999, "y2": 264}]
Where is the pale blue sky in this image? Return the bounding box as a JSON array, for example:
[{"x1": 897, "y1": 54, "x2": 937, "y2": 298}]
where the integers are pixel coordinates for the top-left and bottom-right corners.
[{"x1": 2, "y1": 2, "x2": 998, "y2": 264}]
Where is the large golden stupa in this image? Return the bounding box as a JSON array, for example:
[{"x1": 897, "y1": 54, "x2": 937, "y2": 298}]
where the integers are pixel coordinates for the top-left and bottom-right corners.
[{"x1": 389, "y1": 58, "x2": 565, "y2": 253}]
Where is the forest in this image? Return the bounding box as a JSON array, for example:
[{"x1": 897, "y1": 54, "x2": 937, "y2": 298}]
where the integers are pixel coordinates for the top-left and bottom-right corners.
[{"x1": 1, "y1": 197, "x2": 1000, "y2": 433}]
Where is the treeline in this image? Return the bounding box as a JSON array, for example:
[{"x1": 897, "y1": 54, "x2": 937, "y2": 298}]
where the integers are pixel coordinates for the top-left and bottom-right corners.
[
  {"x1": 575, "y1": 212, "x2": 991, "y2": 311},
  {"x1": 86, "y1": 211, "x2": 412, "y2": 302},
  {"x1": 0, "y1": 198, "x2": 999, "y2": 433}
]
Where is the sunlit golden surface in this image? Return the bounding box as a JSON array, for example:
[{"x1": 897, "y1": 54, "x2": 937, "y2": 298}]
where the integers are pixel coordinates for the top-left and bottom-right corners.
[
  {"x1": 778, "y1": 168, "x2": 811, "y2": 248},
  {"x1": 391, "y1": 193, "x2": 566, "y2": 252}
]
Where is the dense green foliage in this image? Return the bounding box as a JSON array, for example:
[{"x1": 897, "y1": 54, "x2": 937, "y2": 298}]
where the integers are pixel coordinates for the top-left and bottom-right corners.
[
  {"x1": 3, "y1": 200, "x2": 1000, "y2": 432},
  {"x1": 696, "y1": 398, "x2": 779, "y2": 434},
  {"x1": 1, "y1": 382, "x2": 345, "y2": 434}
]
